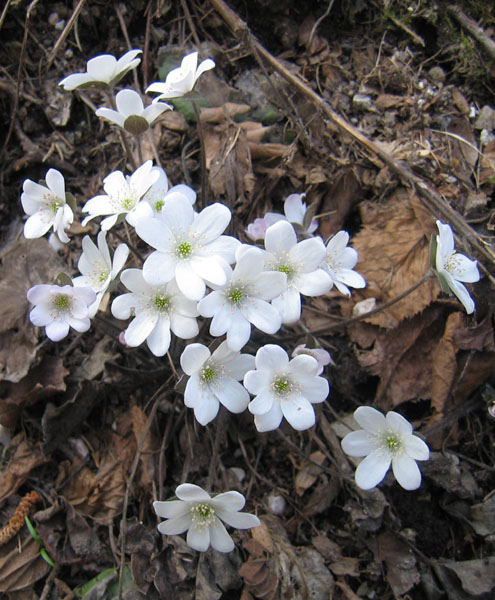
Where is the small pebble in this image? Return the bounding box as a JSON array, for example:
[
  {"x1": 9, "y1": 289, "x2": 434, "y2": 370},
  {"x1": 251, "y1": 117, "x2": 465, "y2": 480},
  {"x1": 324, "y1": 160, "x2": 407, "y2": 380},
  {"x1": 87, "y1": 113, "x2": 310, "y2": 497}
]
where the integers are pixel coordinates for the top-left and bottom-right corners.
[
  {"x1": 48, "y1": 12, "x2": 58, "y2": 26},
  {"x1": 267, "y1": 493, "x2": 286, "y2": 515},
  {"x1": 352, "y1": 94, "x2": 372, "y2": 111}
]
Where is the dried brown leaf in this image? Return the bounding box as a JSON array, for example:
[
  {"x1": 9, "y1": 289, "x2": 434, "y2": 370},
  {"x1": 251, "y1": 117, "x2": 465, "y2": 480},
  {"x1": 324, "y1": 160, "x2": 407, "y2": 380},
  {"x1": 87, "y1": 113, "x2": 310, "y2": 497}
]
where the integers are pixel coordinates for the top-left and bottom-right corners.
[
  {"x1": 440, "y1": 558, "x2": 495, "y2": 596},
  {"x1": 0, "y1": 535, "x2": 50, "y2": 593},
  {"x1": 294, "y1": 450, "x2": 325, "y2": 495},
  {"x1": 0, "y1": 437, "x2": 47, "y2": 503}
]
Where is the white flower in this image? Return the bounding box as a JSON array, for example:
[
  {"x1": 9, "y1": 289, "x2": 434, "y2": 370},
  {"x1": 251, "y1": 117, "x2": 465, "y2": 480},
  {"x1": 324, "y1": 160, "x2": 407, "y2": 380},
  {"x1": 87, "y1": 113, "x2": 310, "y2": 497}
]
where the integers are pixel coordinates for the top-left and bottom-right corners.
[
  {"x1": 82, "y1": 160, "x2": 159, "y2": 231},
  {"x1": 180, "y1": 341, "x2": 255, "y2": 425},
  {"x1": 244, "y1": 344, "x2": 329, "y2": 432},
  {"x1": 59, "y1": 49, "x2": 142, "y2": 90},
  {"x1": 27, "y1": 284, "x2": 96, "y2": 341},
  {"x1": 135, "y1": 194, "x2": 239, "y2": 301},
  {"x1": 341, "y1": 406, "x2": 430, "y2": 491},
  {"x1": 321, "y1": 231, "x2": 366, "y2": 296},
  {"x1": 146, "y1": 51, "x2": 215, "y2": 101},
  {"x1": 130, "y1": 166, "x2": 196, "y2": 223},
  {"x1": 435, "y1": 220, "x2": 480, "y2": 314},
  {"x1": 263, "y1": 221, "x2": 331, "y2": 323},
  {"x1": 245, "y1": 217, "x2": 269, "y2": 241},
  {"x1": 73, "y1": 231, "x2": 129, "y2": 317},
  {"x1": 95, "y1": 89, "x2": 171, "y2": 135},
  {"x1": 291, "y1": 344, "x2": 331, "y2": 375},
  {"x1": 265, "y1": 193, "x2": 318, "y2": 234},
  {"x1": 111, "y1": 269, "x2": 199, "y2": 357},
  {"x1": 153, "y1": 483, "x2": 260, "y2": 552},
  {"x1": 198, "y1": 247, "x2": 287, "y2": 350},
  {"x1": 21, "y1": 168, "x2": 73, "y2": 243}
]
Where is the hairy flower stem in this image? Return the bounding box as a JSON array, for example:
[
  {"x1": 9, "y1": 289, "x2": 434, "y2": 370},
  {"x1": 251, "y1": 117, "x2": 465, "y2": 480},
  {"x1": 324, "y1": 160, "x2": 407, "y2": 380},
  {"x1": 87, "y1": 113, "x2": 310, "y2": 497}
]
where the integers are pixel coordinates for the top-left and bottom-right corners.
[
  {"x1": 135, "y1": 134, "x2": 143, "y2": 165},
  {"x1": 105, "y1": 90, "x2": 137, "y2": 170},
  {"x1": 207, "y1": 406, "x2": 228, "y2": 488}
]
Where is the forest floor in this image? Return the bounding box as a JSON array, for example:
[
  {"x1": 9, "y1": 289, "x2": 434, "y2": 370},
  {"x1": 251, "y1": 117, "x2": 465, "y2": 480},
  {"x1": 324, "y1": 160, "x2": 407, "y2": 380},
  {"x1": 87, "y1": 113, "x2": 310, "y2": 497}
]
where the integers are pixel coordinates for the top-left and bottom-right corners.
[{"x1": 1, "y1": 1, "x2": 495, "y2": 599}]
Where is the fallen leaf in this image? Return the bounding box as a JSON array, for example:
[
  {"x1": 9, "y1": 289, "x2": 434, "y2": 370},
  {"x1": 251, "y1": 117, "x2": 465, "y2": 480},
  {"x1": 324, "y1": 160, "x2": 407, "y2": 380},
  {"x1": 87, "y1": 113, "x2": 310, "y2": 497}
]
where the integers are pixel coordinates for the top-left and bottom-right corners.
[
  {"x1": 0, "y1": 437, "x2": 47, "y2": 503},
  {"x1": 440, "y1": 558, "x2": 495, "y2": 596},
  {"x1": 294, "y1": 450, "x2": 326, "y2": 495},
  {"x1": 0, "y1": 535, "x2": 50, "y2": 593}
]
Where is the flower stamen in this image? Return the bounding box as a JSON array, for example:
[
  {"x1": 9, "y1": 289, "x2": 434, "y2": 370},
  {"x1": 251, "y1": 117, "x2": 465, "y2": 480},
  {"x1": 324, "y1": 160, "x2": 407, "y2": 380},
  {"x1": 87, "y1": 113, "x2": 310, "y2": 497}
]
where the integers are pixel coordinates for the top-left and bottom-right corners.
[{"x1": 190, "y1": 503, "x2": 215, "y2": 529}]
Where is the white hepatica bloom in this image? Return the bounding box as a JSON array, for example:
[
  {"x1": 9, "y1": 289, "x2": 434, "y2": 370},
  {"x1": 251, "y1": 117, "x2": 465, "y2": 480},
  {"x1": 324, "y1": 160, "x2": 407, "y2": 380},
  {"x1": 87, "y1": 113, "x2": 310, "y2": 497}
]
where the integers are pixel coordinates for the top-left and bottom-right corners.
[
  {"x1": 21, "y1": 168, "x2": 73, "y2": 243},
  {"x1": 244, "y1": 344, "x2": 329, "y2": 432},
  {"x1": 27, "y1": 284, "x2": 96, "y2": 341},
  {"x1": 198, "y1": 247, "x2": 287, "y2": 351},
  {"x1": 265, "y1": 193, "x2": 318, "y2": 234},
  {"x1": 135, "y1": 194, "x2": 239, "y2": 301},
  {"x1": 180, "y1": 341, "x2": 255, "y2": 425},
  {"x1": 245, "y1": 217, "x2": 269, "y2": 242},
  {"x1": 322, "y1": 231, "x2": 366, "y2": 296},
  {"x1": 341, "y1": 406, "x2": 430, "y2": 491},
  {"x1": 263, "y1": 220, "x2": 331, "y2": 323},
  {"x1": 73, "y1": 231, "x2": 129, "y2": 317},
  {"x1": 111, "y1": 269, "x2": 199, "y2": 357},
  {"x1": 146, "y1": 51, "x2": 215, "y2": 101},
  {"x1": 95, "y1": 89, "x2": 171, "y2": 135},
  {"x1": 82, "y1": 160, "x2": 159, "y2": 231},
  {"x1": 154, "y1": 483, "x2": 260, "y2": 553},
  {"x1": 59, "y1": 49, "x2": 142, "y2": 90},
  {"x1": 435, "y1": 220, "x2": 480, "y2": 314}
]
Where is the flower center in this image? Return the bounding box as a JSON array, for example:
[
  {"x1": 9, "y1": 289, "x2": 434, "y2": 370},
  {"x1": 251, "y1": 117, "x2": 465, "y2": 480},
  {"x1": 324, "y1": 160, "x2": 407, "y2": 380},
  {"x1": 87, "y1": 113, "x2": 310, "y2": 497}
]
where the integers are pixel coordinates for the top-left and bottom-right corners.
[
  {"x1": 201, "y1": 366, "x2": 216, "y2": 383},
  {"x1": 445, "y1": 253, "x2": 465, "y2": 277},
  {"x1": 228, "y1": 287, "x2": 244, "y2": 305},
  {"x1": 52, "y1": 294, "x2": 71, "y2": 313},
  {"x1": 277, "y1": 264, "x2": 293, "y2": 278},
  {"x1": 99, "y1": 270, "x2": 109, "y2": 282},
  {"x1": 155, "y1": 199, "x2": 164, "y2": 212},
  {"x1": 153, "y1": 294, "x2": 170, "y2": 312},
  {"x1": 176, "y1": 241, "x2": 192, "y2": 259},
  {"x1": 272, "y1": 375, "x2": 293, "y2": 396},
  {"x1": 190, "y1": 503, "x2": 215, "y2": 529},
  {"x1": 382, "y1": 432, "x2": 402, "y2": 454},
  {"x1": 50, "y1": 201, "x2": 61, "y2": 213},
  {"x1": 121, "y1": 197, "x2": 134, "y2": 210}
]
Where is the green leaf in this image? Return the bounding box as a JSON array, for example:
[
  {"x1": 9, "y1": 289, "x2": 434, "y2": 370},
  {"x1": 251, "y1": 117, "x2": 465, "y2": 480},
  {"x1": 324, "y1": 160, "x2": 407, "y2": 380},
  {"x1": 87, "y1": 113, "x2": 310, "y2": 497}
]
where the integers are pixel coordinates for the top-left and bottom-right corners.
[
  {"x1": 25, "y1": 516, "x2": 41, "y2": 544},
  {"x1": 40, "y1": 547, "x2": 56, "y2": 568}
]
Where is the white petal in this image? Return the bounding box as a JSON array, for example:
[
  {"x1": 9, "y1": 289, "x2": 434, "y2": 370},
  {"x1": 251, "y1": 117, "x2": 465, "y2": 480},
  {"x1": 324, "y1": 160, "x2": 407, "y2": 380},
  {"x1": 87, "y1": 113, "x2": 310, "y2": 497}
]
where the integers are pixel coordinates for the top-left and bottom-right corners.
[
  {"x1": 226, "y1": 313, "x2": 251, "y2": 350},
  {"x1": 162, "y1": 194, "x2": 194, "y2": 230},
  {"x1": 254, "y1": 402, "x2": 284, "y2": 432},
  {"x1": 194, "y1": 394, "x2": 220, "y2": 426},
  {"x1": 170, "y1": 312, "x2": 198, "y2": 339},
  {"x1": 195, "y1": 57, "x2": 216, "y2": 80},
  {"x1": 243, "y1": 369, "x2": 271, "y2": 396},
  {"x1": 45, "y1": 320, "x2": 70, "y2": 341},
  {"x1": 253, "y1": 271, "x2": 288, "y2": 301},
  {"x1": 284, "y1": 194, "x2": 306, "y2": 223},
  {"x1": 298, "y1": 375, "x2": 329, "y2": 403},
  {"x1": 354, "y1": 451, "x2": 391, "y2": 490},
  {"x1": 29, "y1": 305, "x2": 54, "y2": 327},
  {"x1": 191, "y1": 255, "x2": 227, "y2": 287},
  {"x1": 223, "y1": 353, "x2": 255, "y2": 380},
  {"x1": 211, "y1": 491, "x2": 245, "y2": 512},
  {"x1": 264, "y1": 220, "x2": 296, "y2": 255},
  {"x1": 143, "y1": 251, "x2": 176, "y2": 286},
  {"x1": 288, "y1": 355, "x2": 319, "y2": 377},
  {"x1": 385, "y1": 411, "x2": 412, "y2": 436},
  {"x1": 125, "y1": 313, "x2": 157, "y2": 347},
  {"x1": 215, "y1": 509, "x2": 260, "y2": 530},
  {"x1": 24, "y1": 212, "x2": 53, "y2": 238},
  {"x1": 334, "y1": 269, "x2": 366, "y2": 289},
  {"x1": 181, "y1": 343, "x2": 210, "y2": 375},
  {"x1": 354, "y1": 406, "x2": 387, "y2": 433},
  {"x1": 294, "y1": 269, "x2": 332, "y2": 296},
  {"x1": 281, "y1": 396, "x2": 315, "y2": 430},
  {"x1": 215, "y1": 378, "x2": 250, "y2": 413},
  {"x1": 87, "y1": 54, "x2": 117, "y2": 81},
  {"x1": 248, "y1": 390, "x2": 274, "y2": 415},
  {"x1": 27, "y1": 284, "x2": 53, "y2": 304},
  {"x1": 436, "y1": 221, "x2": 454, "y2": 257},
  {"x1": 191, "y1": 203, "x2": 231, "y2": 243},
  {"x1": 392, "y1": 454, "x2": 422, "y2": 490},
  {"x1": 447, "y1": 277, "x2": 475, "y2": 314},
  {"x1": 209, "y1": 305, "x2": 232, "y2": 337},
  {"x1": 147, "y1": 316, "x2": 171, "y2": 356},
  {"x1": 272, "y1": 287, "x2": 301, "y2": 324},
  {"x1": 448, "y1": 254, "x2": 479, "y2": 282},
  {"x1": 95, "y1": 108, "x2": 125, "y2": 127},
  {"x1": 290, "y1": 237, "x2": 326, "y2": 272},
  {"x1": 153, "y1": 500, "x2": 189, "y2": 519},
  {"x1": 158, "y1": 514, "x2": 192, "y2": 535},
  {"x1": 176, "y1": 262, "x2": 205, "y2": 301},
  {"x1": 111, "y1": 244, "x2": 130, "y2": 278},
  {"x1": 115, "y1": 88, "x2": 144, "y2": 116},
  {"x1": 45, "y1": 169, "x2": 65, "y2": 200},
  {"x1": 176, "y1": 483, "x2": 211, "y2": 502},
  {"x1": 341, "y1": 430, "x2": 374, "y2": 457},
  {"x1": 404, "y1": 435, "x2": 430, "y2": 461},
  {"x1": 244, "y1": 299, "x2": 282, "y2": 334},
  {"x1": 187, "y1": 525, "x2": 210, "y2": 551},
  {"x1": 209, "y1": 519, "x2": 234, "y2": 553},
  {"x1": 136, "y1": 217, "x2": 174, "y2": 252},
  {"x1": 255, "y1": 344, "x2": 288, "y2": 371}
]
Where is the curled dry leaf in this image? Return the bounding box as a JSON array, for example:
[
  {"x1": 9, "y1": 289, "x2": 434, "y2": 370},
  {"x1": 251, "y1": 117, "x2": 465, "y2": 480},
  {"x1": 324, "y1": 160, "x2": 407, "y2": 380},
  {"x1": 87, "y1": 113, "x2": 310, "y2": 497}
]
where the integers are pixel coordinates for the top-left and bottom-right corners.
[{"x1": 0, "y1": 437, "x2": 47, "y2": 504}]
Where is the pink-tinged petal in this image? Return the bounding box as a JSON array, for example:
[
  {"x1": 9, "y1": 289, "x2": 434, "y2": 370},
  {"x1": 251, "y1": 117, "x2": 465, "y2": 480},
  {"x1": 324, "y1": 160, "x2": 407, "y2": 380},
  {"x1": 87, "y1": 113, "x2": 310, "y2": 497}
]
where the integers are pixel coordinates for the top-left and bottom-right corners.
[
  {"x1": 95, "y1": 108, "x2": 125, "y2": 127},
  {"x1": 194, "y1": 393, "x2": 220, "y2": 426},
  {"x1": 24, "y1": 212, "x2": 53, "y2": 238},
  {"x1": 181, "y1": 343, "x2": 210, "y2": 375},
  {"x1": 153, "y1": 500, "x2": 189, "y2": 519},
  {"x1": 254, "y1": 402, "x2": 283, "y2": 432},
  {"x1": 354, "y1": 451, "x2": 391, "y2": 490},
  {"x1": 45, "y1": 320, "x2": 70, "y2": 341},
  {"x1": 29, "y1": 305, "x2": 53, "y2": 327},
  {"x1": 187, "y1": 525, "x2": 210, "y2": 551},
  {"x1": 27, "y1": 284, "x2": 53, "y2": 305},
  {"x1": 209, "y1": 519, "x2": 234, "y2": 553},
  {"x1": 45, "y1": 169, "x2": 65, "y2": 200},
  {"x1": 248, "y1": 390, "x2": 274, "y2": 415},
  {"x1": 170, "y1": 313, "x2": 199, "y2": 339},
  {"x1": 214, "y1": 377, "x2": 250, "y2": 413},
  {"x1": 176, "y1": 483, "x2": 211, "y2": 502},
  {"x1": 290, "y1": 237, "x2": 327, "y2": 272},
  {"x1": 215, "y1": 510, "x2": 260, "y2": 530},
  {"x1": 255, "y1": 344, "x2": 289, "y2": 371},
  {"x1": 143, "y1": 251, "x2": 176, "y2": 285},
  {"x1": 176, "y1": 262, "x2": 205, "y2": 301},
  {"x1": 162, "y1": 194, "x2": 194, "y2": 230},
  {"x1": 295, "y1": 269, "x2": 332, "y2": 296},
  {"x1": 386, "y1": 411, "x2": 412, "y2": 436},
  {"x1": 404, "y1": 435, "x2": 430, "y2": 461},
  {"x1": 243, "y1": 369, "x2": 271, "y2": 395},
  {"x1": 253, "y1": 271, "x2": 287, "y2": 300},
  {"x1": 226, "y1": 313, "x2": 251, "y2": 351},
  {"x1": 115, "y1": 89, "x2": 144, "y2": 116},
  {"x1": 211, "y1": 491, "x2": 245, "y2": 512},
  {"x1": 67, "y1": 316, "x2": 91, "y2": 333},
  {"x1": 281, "y1": 396, "x2": 315, "y2": 430},
  {"x1": 191, "y1": 255, "x2": 227, "y2": 287},
  {"x1": 272, "y1": 287, "x2": 301, "y2": 324},
  {"x1": 392, "y1": 454, "x2": 422, "y2": 490},
  {"x1": 264, "y1": 220, "x2": 297, "y2": 255},
  {"x1": 158, "y1": 514, "x2": 192, "y2": 535},
  {"x1": 341, "y1": 430, "x2": 374, "y2": 457},
  {"x1": 354, "y1": 406, "x2": 387, "y2": 433},
  {"x1": 191, "y1": 203, "x2": 231, "y2": 243},
  {"x1": 209, "y1": 305, "x2": 232, "y2": 337},
  {"x1": 124, "y1": 312, "x2": 157, "y2": 347},
  {"x1": 244, "y1": 299, "x2": 282, "y2": 334},
  {"x1": 147, "y1": 316, "x2": 171, "y2": 356}
]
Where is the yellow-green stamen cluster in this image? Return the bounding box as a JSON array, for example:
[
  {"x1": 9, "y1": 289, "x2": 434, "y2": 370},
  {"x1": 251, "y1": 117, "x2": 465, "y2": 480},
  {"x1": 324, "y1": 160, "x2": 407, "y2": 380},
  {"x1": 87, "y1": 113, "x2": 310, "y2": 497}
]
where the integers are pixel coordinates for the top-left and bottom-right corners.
[
  {"x1": 228, "y1": 287, "x2": 244, "y2": 305},
  {"x1": 277, "y1": 264, "x2": 293, "y2": 278},
  {"x1": 201, "y1": 366, "x2": 216, "y2": 383},
  {"x1": 99, "y1": 270, "x2": 109, "y2": 283},
  {"x1": 176, "y1": 241, "x2": 192, "y2": 259},
  {"x1": 50, "y1": 201, "x2": 61, "y2": 213},
  {"x1": 190, "y1": 503, "x2": 215, "y2": 529},
  {"x1": 384, "y1": 434, "x2": 401, "y2": 452},
  {"x1": 155, "y1": 199, "x2": 164, "y2": 212},
  {"x1": 53, "y1": 294, "x2": 71, "y2": 313},
  {"x1": 121, "y1": 197, "x2": 134, "y2": 210},
  {"x1": 272, "y1": 376, "x2": 292, "y2": 396},
  {"x1": 153, "y1": 295, "x2": 170, "y2": 312}
]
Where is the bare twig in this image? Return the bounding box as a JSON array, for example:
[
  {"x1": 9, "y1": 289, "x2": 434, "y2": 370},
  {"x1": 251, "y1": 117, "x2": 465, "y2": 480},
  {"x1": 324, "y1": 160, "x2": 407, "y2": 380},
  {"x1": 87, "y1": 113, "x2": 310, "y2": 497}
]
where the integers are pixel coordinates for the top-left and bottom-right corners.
[
  {"x1": 46, "y1": 0, "x2": 88, "y2": 70},
  {"x1": 447, "y1": 4, "x2": 495, "y2": 61}
]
